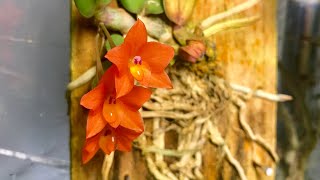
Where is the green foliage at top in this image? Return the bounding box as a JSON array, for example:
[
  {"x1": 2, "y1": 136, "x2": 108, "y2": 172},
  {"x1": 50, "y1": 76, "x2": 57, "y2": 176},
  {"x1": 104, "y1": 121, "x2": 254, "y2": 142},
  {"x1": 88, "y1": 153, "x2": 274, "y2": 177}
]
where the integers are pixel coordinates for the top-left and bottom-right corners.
[
  {"x1": 119, "y1": 0, "x2": 145, "y2": 14},
  {"x1": 74, "y1": 0, "x2": 111, "y2": 18},
  {"x1": 144, "y1": 0, "x2": 163, "y2": 15},
  {"x1": 105, "y1": 34, "x2": 124, "y2": 51}
]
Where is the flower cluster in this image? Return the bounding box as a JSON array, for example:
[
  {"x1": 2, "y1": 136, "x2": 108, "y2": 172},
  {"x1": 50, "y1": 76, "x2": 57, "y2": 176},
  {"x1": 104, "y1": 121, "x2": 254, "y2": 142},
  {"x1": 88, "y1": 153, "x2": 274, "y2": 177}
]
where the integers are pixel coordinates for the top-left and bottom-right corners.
[{"x1": 81, "y1": 19, "x2": 174, "y2": 164}]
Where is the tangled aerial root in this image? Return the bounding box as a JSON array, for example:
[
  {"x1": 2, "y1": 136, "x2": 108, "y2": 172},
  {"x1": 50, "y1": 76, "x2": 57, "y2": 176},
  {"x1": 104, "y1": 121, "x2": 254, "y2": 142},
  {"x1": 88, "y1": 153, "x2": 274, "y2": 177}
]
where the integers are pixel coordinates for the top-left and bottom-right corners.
[
  {"x1": 102, "y1": 65, "x2": 278, "y2": 180},
  {"x1": 138, "y1": 66, "x2": 230, "y2": 180}
]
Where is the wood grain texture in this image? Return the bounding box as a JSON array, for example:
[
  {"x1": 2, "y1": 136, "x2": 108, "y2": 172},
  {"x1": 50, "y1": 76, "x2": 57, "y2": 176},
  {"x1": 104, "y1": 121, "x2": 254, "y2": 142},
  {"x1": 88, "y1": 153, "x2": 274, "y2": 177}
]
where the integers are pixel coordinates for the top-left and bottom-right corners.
[
  {"x1": 195, "y1": 0, "x2": 277, "y2": 179},
  {"x1": 70, "y1": 0, "x2": 277, "y2": 179},
  {"x1": 70, "y1": 1, "x2": 104, "y2": 179}
]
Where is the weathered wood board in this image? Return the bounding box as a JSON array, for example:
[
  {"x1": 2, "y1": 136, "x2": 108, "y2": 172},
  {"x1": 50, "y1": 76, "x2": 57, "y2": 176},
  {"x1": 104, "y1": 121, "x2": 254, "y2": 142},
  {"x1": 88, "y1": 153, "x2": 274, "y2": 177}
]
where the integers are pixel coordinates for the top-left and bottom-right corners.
[{"x1": 70, "y1": 0, "x2": 277, "y2": 179}]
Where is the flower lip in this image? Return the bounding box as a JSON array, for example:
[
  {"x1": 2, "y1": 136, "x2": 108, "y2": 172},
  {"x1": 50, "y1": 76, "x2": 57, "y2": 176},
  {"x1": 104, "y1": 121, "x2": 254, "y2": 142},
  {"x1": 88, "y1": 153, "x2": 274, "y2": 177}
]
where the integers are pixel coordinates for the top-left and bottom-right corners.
[
  {"x1": 104, "y1": 127, "x2": 117, "y2": 144},
  {"x1": 129, "y1": 65, "x2": 144, "y2": 81},
  {"x1": 133, "y1": 56, "x2": 142, "y2": 65},
  {"x1": 108, "y1": 96, "x2": 116, "y2": 104},
  {"x1": 105, "y1": 20, "x2": 174, "y2": 97}
]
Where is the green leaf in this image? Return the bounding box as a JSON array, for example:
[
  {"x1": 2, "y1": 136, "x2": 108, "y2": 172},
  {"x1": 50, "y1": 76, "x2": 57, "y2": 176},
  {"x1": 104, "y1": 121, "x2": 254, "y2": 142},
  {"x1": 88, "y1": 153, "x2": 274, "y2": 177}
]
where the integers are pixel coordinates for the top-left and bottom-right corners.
[
  {"x1": 105, "y1": 34, "x2": 124, "y2": 51},
  {"x1": 145, "y1": 0, "x2": 164, "y2": 15},
  {"x1": 97, "y1": 0, "x2": 112, "y2": 6},
  {"x1": 119, "y1": 0, "x2": 145, "y2": 14},
  {"x1": 74, "y1": 0, "x2": 97, "y2": 18}
]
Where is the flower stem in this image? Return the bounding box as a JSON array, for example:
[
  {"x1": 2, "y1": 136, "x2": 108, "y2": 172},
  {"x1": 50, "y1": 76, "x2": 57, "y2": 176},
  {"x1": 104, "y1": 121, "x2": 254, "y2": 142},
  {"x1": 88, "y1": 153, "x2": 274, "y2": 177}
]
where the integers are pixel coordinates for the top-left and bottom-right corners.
[
  {"x1": 203, "y1": 15, "x2": 260, "y2": 37},
  {"x1": 99, "y1": 22, "x2": 116, "y2": 49},
  {"x1": 95, "y1": 33, "x2": 104, "y2": 79}
]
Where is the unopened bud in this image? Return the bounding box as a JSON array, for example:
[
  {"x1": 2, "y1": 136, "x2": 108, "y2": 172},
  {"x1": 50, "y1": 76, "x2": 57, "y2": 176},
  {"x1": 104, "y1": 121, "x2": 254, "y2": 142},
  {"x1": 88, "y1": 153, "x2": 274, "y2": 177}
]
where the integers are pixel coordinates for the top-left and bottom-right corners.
[
  {"x1": 163, "y1": 0, "x2": 196, "y2": 26},
  {"x1": 178, "y1": 40, "x2": 206, "y2": 63}
]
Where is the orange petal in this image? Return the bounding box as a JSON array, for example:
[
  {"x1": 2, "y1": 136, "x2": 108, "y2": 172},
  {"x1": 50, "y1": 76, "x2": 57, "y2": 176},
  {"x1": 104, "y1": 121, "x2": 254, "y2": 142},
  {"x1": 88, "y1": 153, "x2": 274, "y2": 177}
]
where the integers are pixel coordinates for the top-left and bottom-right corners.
[
  {"x1": 103, "y1": 100, "x2": 137, "y2": 129},
  {"x1": 119, "y1": 86, "x2": 152, "y2": 111},
  {"x1": 117, "y1": 125, "x2": 143, "y2": 138},
  {"x1": 109, "y1": 118, "x2": 121, "y2": 128},
  {"x1": 82, "y1": 134, "x2": 100, "y2": 164},
  {"x1": 119, "y1": 104, "x2": 144, "y2": 132},
  {"x1": 124, "y1": 19, "x2": 147, "y2": 54},
  {"x1": 99, "y1": 65, "x2": 117, "y2": 93},
  {"x1": 82, "y1": 148, "x2": 99, "y2": 164},
  {"x1": 103, "y1": 101, "x2": 143, "y2": 130},
  {"x1": 140, "y1": 71, "x2": 173, "y2": 89},
  {"x1": 99, "y1": 132, "x2": 116, "y2": 155},
  {"x1": 116, "y1": 135, "x2": 132, "y2": 151},
  {"x1": 86, "y1": 108, "x2": 107, "y2": 139},
  {"x1": 115, "y1": 70, "x2": 134, "y2": 98},
  {"x1": 102, "y1": 101, "x2": 119, "y2": 127},
  {"x1": 138, "y1": 42, "x2": 175, "y2": 72},
  {"x1": 80, "y1": 83, "x2": 105, "y2": 110},
  {"x1": 105, "y1": 45, "x2": 130, "y2": 74},
  {"x1": 115, "y1": 126, "x2": 143, "y2": 151}
]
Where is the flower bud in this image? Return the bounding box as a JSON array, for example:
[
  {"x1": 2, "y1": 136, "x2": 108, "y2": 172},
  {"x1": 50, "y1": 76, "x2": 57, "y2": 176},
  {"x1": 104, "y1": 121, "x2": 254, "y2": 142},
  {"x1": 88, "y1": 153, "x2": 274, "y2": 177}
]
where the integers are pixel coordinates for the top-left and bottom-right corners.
[
  {"x1": 178, "y1": 40, "x2": 206, "y2": 63},
  {"x1": 95, "y1": 7, "x2": 135, "y2": 34},
  {"x1": 163, "y1": 0, "x2": 196, "y2": 26}
]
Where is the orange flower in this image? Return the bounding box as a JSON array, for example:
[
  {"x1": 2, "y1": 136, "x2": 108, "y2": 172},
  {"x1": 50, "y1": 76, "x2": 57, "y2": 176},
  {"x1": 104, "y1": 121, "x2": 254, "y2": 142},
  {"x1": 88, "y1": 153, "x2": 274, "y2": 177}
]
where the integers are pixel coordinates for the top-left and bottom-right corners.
[
  {"x1": 105, "y1": 19, "x2": 175, "y2": 98},
  {"x1": 80, "y1": 66, "x2": 152, "y2": 138},
  {"x1": 82, "y1": 125, "x2": 143, "y2": 164}
]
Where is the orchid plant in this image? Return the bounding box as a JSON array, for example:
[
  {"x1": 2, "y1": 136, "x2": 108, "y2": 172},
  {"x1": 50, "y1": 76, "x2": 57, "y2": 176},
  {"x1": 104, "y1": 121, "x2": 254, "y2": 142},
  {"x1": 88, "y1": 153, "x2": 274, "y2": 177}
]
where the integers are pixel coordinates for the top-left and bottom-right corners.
[
  {"x1": 72, "y1": 0, "x2": 264, "y2": 165},
  {"x1": 81, "y1": 20, "x2": 174, "y2": 163}
]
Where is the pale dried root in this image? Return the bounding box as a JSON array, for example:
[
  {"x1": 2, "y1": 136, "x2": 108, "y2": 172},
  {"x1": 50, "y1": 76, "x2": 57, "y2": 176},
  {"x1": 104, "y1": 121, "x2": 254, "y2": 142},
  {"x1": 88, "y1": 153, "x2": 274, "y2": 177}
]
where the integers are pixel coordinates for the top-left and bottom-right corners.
[
  {"x1": 208, "y1": 120, "x2": 248, "y2": 180},
  {"x1": 200, "y1": 0, "x2": 261, "y2": 29},
  {"x1": 233, "y1": 98, "x2": 279, "y2": 162},
  {"x1": 137, "y1": 67, "x2": 244, "y2": 180},
  {"x1": 102, "y1": 152, "x2": 114, "y2": 180}
]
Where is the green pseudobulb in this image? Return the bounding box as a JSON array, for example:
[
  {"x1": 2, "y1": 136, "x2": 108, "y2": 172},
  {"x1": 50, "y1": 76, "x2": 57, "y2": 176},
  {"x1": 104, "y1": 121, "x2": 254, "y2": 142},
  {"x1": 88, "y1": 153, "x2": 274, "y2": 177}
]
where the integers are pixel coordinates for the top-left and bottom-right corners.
[
  {"x1": 145, "y1": 0, "x2": 164, "y2": 15},
  {"x1": 120, "y1": 0, "x2": 145, "y2": 14},
  {"x1": 74, "y1": 0, "x2": 111, "y2": 18}
]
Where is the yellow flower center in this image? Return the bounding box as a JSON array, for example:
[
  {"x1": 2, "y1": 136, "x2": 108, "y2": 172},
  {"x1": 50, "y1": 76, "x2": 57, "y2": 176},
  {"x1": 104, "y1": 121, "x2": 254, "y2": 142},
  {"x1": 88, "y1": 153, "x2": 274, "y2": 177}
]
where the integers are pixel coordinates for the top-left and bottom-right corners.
[
  {"x1": 103, "y1": 96, "x2": 117, "y2": 123},
  {"x1": 129, "y1": 56, "x2": 145, "y2": 81},
  {"x1": 130, "y1": 65, "x2": 144, "y2": 81}
]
